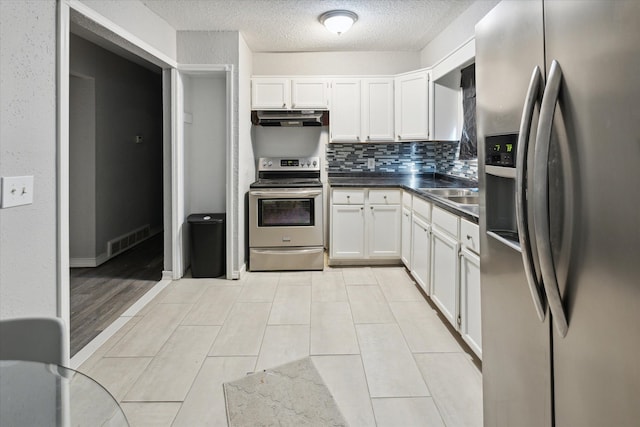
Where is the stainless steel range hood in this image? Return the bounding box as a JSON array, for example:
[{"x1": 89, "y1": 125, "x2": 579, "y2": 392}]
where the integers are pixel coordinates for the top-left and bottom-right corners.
[{"x1": 252, "y1": 110, "x2": 327, "y2": 127}]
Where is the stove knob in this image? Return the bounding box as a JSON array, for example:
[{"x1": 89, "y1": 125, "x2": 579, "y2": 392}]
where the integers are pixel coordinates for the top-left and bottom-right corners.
[
  {"x1": 312, "y1": 160, "x2": 317, "y2": 167},
  {"x1": 262, "y1": 162, "x2": 267, "y2": 167},
  {"x1": 268, "y1": 161, "x2": 273, "y2": 167},
  {"x1": 306, "y1": 161, "x2": 310, "y2": 166}
]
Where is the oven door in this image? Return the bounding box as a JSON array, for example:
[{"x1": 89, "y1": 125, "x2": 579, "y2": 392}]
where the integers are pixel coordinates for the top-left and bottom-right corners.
[{"x1": 249, "y1": 188, "x2": 323, "y2": 247}]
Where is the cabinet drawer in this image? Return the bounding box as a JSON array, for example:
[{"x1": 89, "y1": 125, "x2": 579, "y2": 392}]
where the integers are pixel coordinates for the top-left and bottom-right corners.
[
  {"x1": 332, "y1": 189, "x2": 365, "y2": 204},
  {"x1": 432, "y1": 206, "x2": 459, "y2": 237},
  {"x1": 402, "y1": 191, "x2": 412, "y2": 208},
  {"x1": 369, "y1": 189, "x2": 401, "y2": 204},
  {"x1": 460, "y1": 219, "x2": 480, "y2": 253},
  {"x1": 412, "y1": 197, "x2": 431, "y2": 221}
]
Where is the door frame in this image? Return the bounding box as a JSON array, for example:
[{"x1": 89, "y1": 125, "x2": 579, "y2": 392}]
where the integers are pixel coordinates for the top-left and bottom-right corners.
[
  {"x1": 57, "y1": 0, "x2": 236, "y2": 362},
  {"x1": 171, "y1": 65, "x2": 234, "y2": 280}
]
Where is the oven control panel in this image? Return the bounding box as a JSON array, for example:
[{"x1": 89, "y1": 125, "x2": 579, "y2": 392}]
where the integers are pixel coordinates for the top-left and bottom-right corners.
[{"x1": 258, "y1": 157, "x2": 320, "y2": 171}]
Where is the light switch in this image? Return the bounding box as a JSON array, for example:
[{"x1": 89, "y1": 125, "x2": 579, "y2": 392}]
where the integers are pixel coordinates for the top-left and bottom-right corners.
[{"x1": 1, "y1": 176, "x2": 34, "y2": 208}]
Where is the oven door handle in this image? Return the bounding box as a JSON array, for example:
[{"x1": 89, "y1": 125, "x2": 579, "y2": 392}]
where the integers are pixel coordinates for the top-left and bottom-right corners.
[{"x1": 250, "y1": 189, "x2": 322, "y2": 198}]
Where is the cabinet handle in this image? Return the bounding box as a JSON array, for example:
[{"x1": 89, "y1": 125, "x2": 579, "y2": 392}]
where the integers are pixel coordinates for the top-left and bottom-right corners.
[
  {"x1": 347, "y1": 195, "x2": 350, "y2": 198},
  {"x1": 357, "y1": 136, "x2": 360, "y2": 141},
  {"x1": 466, "y1": 234, "x2": 472, "y2": 240},
  {"x1": 397, "y1": 135, "x2": 401, "y2": 140},
  {"x1": 360, "y1": 207, "x2": 363, "y2": 210},
  {"x1": 370, "y1": 206, "x2": 374, "y2": 210},
  {"x1": 282, "y1": 103, "x2": 286, "y2": 108},
  {"x1": 367, "y1": 136, "x2": 370, "y2": 140}
]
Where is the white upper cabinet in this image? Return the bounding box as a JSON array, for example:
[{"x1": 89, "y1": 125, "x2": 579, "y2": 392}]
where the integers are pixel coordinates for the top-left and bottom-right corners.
[
  {"x1": 361, "y1": 78, "x2": 395, "y2": 142},
  {"x1": 330, "y1": 77, "x2": 394, "y2": 143},
  {"x1": 252, "y1": 77, "x2": 329, "y2": 110},
  {"x1": 331, "y1": 79, "x2": 362, "y2": 142},
  {"x1": 252, "y1": 78, "x2": 289, "y2": 109},
  {"x1": 395, "y1": 70, "x2": 430, "y2": 141},
  {"x1": 291, "y1": 78, "x2": 330, "y2": 109}
]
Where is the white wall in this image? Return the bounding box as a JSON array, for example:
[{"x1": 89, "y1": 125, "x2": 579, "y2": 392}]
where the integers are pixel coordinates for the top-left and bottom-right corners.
[
  {"x1": 77, "y1": 0, "x2": 177, "y2": 61},
  {"x1": 0, "y1": 0, "x2": 58, "y2": 318},
  {"x1": 420, "y1": 0, "x2": 500, "y2": 67},
  {"x1": 253, "y1": 51, "x2": 420, "y2": 76}
]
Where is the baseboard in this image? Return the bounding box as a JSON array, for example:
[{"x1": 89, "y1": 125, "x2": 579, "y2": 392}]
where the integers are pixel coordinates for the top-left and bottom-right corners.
[
  {"x1": 69, "y1": 252, "x2": 108, "y2": 268},
  {"x1": 72, "y1": 228, "x2": 164, "y2": 268},
  {"x1": 233, "y1": 263, "x2": 247, "y2": 280},
  {"x1": 162, "y1": 270, "x2": 173, "y2": 280}
]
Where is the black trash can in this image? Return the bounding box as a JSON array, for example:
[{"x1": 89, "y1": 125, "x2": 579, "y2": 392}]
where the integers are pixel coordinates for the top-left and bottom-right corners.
[{"x1": 187, "y1": 213, "x2": 226, "y2": 278}]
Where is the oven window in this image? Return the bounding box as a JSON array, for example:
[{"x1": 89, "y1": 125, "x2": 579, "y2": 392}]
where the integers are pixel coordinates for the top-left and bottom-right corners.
[{"x1": 258, "y1": 198, "x2": 315, "y2": 227}]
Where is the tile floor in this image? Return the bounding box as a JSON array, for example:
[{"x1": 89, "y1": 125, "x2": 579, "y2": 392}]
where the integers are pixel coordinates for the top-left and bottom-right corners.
[{"x1": 78, "y1": 266, "x2": 482, "y2": 427}]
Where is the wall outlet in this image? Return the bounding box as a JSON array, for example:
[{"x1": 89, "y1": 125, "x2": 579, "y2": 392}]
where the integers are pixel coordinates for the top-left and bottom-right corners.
[
  {"x1": 1, "y1": 175, "x2": 34, "y2": 208},
  {"x1": 367, "y1": 158, "x2": 375, "y2": 170}
]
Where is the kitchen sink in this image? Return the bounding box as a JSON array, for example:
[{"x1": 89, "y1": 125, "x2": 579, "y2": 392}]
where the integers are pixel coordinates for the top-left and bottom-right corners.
[
  {"x1": 446, "y1": 195, "x2": 480, "y2": 205},
  {"x1": 418, "y1": 187, "x2": 480, "y2": 210},
  {"x1": 419, "y1": 188, "x2": 478, "y2": 197}
]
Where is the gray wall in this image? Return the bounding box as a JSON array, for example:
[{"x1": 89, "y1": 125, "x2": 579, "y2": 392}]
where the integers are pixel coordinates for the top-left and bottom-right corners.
[
  {"x1": 69, "y1": 75, "x2": 97, "y2": 261},
  {"x1": 184, "y1": 75, "x2": 227, "y2": 215},
  {"x1": 70, "y1": 34, "x2": 163, "y2": 261},
  {"x1": 0, "y1": 0, "x2": 58, "y2": 318}
]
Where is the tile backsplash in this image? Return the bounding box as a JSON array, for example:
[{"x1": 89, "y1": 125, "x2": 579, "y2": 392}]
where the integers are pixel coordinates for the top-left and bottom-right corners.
[{"x1": 326, "y1": 141, "x2": 478, "y2": 181}]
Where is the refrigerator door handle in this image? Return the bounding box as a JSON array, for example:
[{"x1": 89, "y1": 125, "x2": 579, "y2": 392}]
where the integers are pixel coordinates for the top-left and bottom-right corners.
[
  {"x1": 516, "y1": 66, "x2": 547, "y2": 321},
  {"x1": 533, "y1": 60, "x2": 569, "y2": 337}
]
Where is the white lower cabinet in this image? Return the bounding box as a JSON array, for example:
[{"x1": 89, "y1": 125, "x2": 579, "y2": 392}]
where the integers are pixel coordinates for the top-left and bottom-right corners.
[
  {"x1": 430, "y1": 226, "x2": 460, "y2": 327},
  {"x1": 331, "y1": 204, "x2": 365, "y2": 258},
  {"x1": 402, "y1": 198, "x2": 482, "y2": 359},
  {"x1": 459, "y1": 218, "x2": 482, "y2": 359},
  {"x1": 368, "y1": 204, "x2": 401, "y2": 257},
  {"x1": 330, "y1": 188, "x2": 401, "y2": 262},
  {"x1": 410, "y1": 214, "x2": 431, "y2": 294},
  {"x1": 401, "y1": 206, "x2": 412, "y2": 268},
  {"x1": 460, "y1": 245, "x2": 482, "y2": 359}
]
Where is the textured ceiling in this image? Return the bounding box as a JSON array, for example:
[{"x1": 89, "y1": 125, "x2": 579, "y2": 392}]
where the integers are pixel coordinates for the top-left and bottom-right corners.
[{"x1": 141, "y1": 0, "x2": 477, "y2": 52}]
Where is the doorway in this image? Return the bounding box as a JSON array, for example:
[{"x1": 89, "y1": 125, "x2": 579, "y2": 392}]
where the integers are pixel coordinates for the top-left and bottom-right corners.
[{"x1": 68, "y1": 34, "x2": 164, "y2": 356}]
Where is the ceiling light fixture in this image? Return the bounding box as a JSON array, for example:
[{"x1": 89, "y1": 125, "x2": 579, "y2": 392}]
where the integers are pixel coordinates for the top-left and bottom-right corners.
[{"x1": 319, "y1": 10, "x2": 358, "y2": 35}]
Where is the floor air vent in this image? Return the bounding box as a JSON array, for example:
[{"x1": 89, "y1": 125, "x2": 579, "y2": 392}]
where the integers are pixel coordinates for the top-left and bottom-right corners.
[{"x1": 108, "y1": 225, "x2": 151, "y2": 257}]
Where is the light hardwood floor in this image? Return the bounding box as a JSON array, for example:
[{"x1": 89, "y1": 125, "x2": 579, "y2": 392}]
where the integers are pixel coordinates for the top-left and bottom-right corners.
[
  {"x1": 78, "y1": 266, "x2": 482, "y2": 426},
  {"x1": 70, "y1": 233, "x2": 163, "y2": 356}
]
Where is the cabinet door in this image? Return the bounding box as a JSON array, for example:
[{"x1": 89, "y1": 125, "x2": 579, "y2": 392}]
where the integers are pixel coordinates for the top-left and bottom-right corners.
[
  {"x1": 401, "y1": 207, "x2": 412, "y2": 268},
  {"x1": 395, "y1": 71, "x2": 430, "y2": 140},
  {"x1": 368, "y1": 204, "x2": 401, "y2": 258},
  {"x1": 252, "y1": 78, "x2": 289, "y2": 109},
  {"x1": 362, "y1": 78, "x2": 395, "y2": 142},
  {"x1": 460, "y1": 246, "x2": 482, "y2": 359},
  {"x1": 410, "y1": 215, "x2": 431, "y2": 294},
  {"x1": 430, "y1": 227, "x2": 459, "y2": 327},
  {"x1": 330, "y1": 79, "x2": 361, "y2": 142},
  {"x1": 331, "y1": 204, "x2": 365, "y2": 258},
  {"x1": 291, "y1": 78, "x2": 329, "y2": 109}
]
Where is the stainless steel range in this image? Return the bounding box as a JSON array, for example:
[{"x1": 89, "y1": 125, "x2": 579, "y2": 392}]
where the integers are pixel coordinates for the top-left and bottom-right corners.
[{"x1": 249, "y1": 157, "x2": 324, "y2": 271}]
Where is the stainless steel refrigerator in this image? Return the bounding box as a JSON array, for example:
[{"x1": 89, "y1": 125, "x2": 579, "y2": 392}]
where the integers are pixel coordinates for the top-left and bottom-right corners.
[{"x1": 476, "y1": 1, "x2": 640, "y2": 426}]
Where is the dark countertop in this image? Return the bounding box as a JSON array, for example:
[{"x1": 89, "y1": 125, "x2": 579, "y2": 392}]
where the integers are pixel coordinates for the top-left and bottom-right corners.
[{"x1": 327, "y1": 172, "x2": 479, "y2": 223}]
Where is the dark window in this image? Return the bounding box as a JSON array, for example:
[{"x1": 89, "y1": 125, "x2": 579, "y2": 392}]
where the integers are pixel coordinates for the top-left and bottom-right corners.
[{"x1": 460, "y1": 63, "x2": 477, "y2": 160}]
